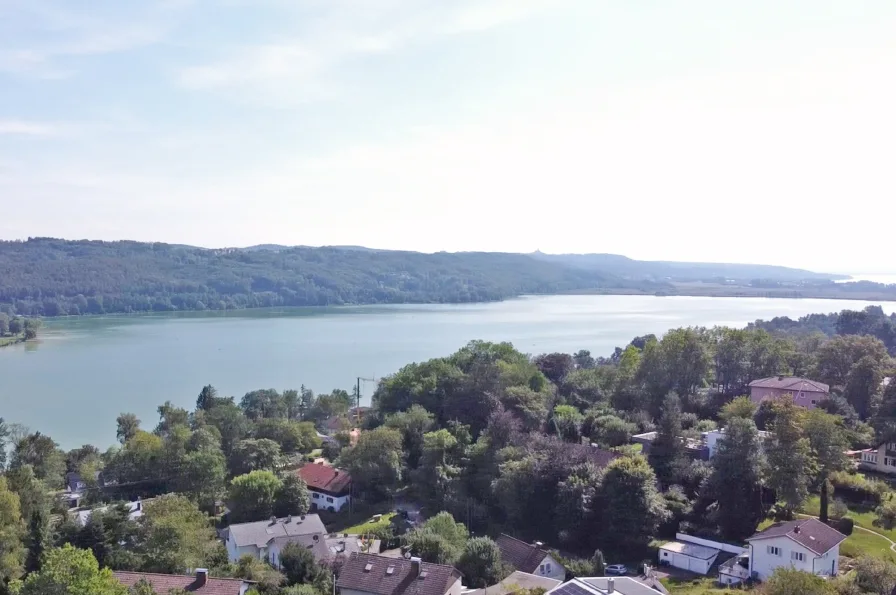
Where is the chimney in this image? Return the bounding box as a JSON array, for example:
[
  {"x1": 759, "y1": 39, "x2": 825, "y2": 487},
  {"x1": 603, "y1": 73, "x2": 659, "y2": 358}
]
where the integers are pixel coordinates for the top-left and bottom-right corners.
[
  {"x1": 778, "y1": 375, "x2": 784, "y2": 381},
  {"x1": 270, "y1": 516, "x2": 277, "y2": 525},
  {"x1": 410, "y1": 556, "x2": 422, "y2": 577},
  {"x1": 287, "y1": 515, "x2": 293, "y2": 524},
  {"x1": 793, "y1": 525, "x2": 800, "y2": 534},
  {"x1": 195, "y1": 568, "x2": 208, "y2": 588},
  {"x1": 533, "y1": 541, "x2": 544, "y2": 549},
  {"x1": 607, "y1": 577, "x2": 614, "y2": 593}
]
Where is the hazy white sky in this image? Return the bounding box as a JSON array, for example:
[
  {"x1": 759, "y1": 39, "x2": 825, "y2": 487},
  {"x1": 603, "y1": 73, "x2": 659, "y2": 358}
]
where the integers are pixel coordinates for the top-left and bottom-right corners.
[{"x1": 1, "y1": 0, "x2": 894, "y2": 273}]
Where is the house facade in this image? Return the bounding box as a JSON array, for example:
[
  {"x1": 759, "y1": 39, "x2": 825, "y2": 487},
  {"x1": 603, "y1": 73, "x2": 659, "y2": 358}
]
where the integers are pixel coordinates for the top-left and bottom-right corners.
[
  {"x1": 859, "y1": 443, "x2": 896, "y2": 475},
  {"x1": 298, "y1": 462, "x2": 352, "y2": 512},
  {"x1": 496, "y1": 535, "x2": 566, "y2": 581},
  {"x1": 336, "y1": 553, "x2": 462, "y2": 595},
  {"x1": 546, "y1": 577, "x2": 666, "y2": 595},
  {"x1": 748, "y1": 377, "x2": 829, "y2": 409},
  {"x1": 746, "y1": 519, "x2": 845, "y2": 582},
  {"x1": 225, "y1": 514, "x2": 327, "y2": 564}
]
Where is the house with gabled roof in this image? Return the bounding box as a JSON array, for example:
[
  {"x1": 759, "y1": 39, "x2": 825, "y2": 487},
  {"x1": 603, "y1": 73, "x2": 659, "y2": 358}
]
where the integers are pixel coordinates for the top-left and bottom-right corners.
[
  {"x1": 225, "y1": 513, "x2": 327, "y2": 566},
  {"x1": 298, "y1": 462, "x2": 352, "y2": 512},
  {"x1": 746, "y1": 518, "x2": 845, "y2": 581},
  {"x1": 336, "y1": 552, "x2": 462, "y2": 595},
  {"x1": 114, "y1": 569, "x2": 254, "y2": 595},
  {"x1": 749, "y1": 376, "x2": 829, "y2": 409},
  {"x1": 496, "y1": 534, "x2": 566, "y2": 581}
]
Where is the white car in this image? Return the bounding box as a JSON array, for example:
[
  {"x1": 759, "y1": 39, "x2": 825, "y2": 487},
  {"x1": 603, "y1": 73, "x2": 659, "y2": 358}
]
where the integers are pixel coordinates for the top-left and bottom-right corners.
[{"x1": 605, "y1": 564, "x2": 628, "y2": 575}]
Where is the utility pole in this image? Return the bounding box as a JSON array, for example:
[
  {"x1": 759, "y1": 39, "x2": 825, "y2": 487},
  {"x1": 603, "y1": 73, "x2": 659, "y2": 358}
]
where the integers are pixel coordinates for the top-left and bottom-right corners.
[{"x1": 355, "y1": 376, "x2": 376, "y2": 425}]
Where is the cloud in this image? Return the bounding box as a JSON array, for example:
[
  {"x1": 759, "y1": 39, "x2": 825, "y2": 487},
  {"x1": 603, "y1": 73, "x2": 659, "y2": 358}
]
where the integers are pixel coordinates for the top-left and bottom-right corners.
[
  {"x1": 0, "y1": 119, "x2": 61, "y2": 136},
  {"x1": 177, "y1": 0, "x2": 555, "y2": 102}
]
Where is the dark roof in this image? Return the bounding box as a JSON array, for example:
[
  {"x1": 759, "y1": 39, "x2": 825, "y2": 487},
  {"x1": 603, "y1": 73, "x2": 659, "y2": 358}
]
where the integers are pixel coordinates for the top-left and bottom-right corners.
[
  {"x1": 298, "y1": 462, "x2": 352, "y2": 495},
  {"x1": 748, "y1": 377, "x2": 829, "y2": 393},
  {"x1": 336, "y1": 553, "x2": 461, "y2": 595},
  {"x1": 747, "y1": 518, "x2": 846, "y2": 555},
  {"x1": 114, "y1": 571, "x2": 247, "y2": 595},
  {"x1": 496, "y1": 535, "x2": 552, "y2": 574},
  {"x1": 568, "y1": 445, "x2": 621, "y2": 470}
]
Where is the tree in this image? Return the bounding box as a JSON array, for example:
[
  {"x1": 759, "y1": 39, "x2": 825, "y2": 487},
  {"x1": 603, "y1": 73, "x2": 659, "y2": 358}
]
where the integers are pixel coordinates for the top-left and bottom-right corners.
[
  {"x1": 116, "y1": 413, "x2": 140, "y2": 444},
  {"x1": 255, "y1": 419, "x2": 320, "y2": 454},
  {"x1": 0, "y1": 476, "x2": 25, "y2": 584},
  {"x1": 240, "y1": 389, "x2": 286, "y2": 421},
  {"x1": 764, "y1": 398, "x2": 811, "y2": 516},
  {"x1": 15, "y1": 544, "x2": 128, "y2": 595},
  {"x1": 228, "y1": 471, "x2": 283, "y2": 523},
  {"x1": 456, "y1": 537, "x2": 505, "y2": 588},
  {"x1": 404, "y1": 512, "x2": 469, "y2": 565},
  {"x1": 279, "y1": 541, "x2": 329, "y2": 587},
  {"x1": 339, "y1": 427, "x2": 403, "y2": 498},
  {"x1": 384, "y1": 405, "x2": 435, "y2": 469},
  {"x1": 591, "y1": 549, "x2": 606, "y2": 576},
  {"x1": 649, "y1": 393, "x2": 686, "y2": 487},
  {"x1": 551, "y1": 405, "x2": 583, "y2": 443},
  {"x1": 204, "y1": 399, "x2": 253, "y2": 457},
  {"x1": 585, "y1": 413, "x2": 636, "y2": 449},
  {"x1": 593, "y1": 455, "x2": 668, "y2": 556},
  {"x1": 803, "y1": 409, "x2": 849, "y2": 522},
  {"x1": 274, "y1": 474, "x2": 311, "y2": 518},
  {"x1": 873, "y1": 379, "x2": 896, "y2": 445},
  {"x1": 7, "y1": 317, "x2": 22, "y2": 335},
  {"x1": 129, "y1": 578, "x2": 160, "y2": 595},
  {"x1": 0, "y1": 312, "x2": 8, "y2": 335},
  {"x1": 25, "y1": 508, "x2": 49, "y2": 573},
  {"x1": 706, "y1": 417, "x2": 766, "y2": 540},
  {"x1": 853, "y1": 556, "x2": 896, "y2": 595},
  {"x1": 229, "y1": 439, "x2": 282, "y2": 476},
  {"x1": 760, "y1": 567, "x2": 835, "y2": 595},
  {"x1": 136, "y1": 495, "x2": 218, "y2": 574},
  {"x1": 155, "y1": 402, "x2": 189, "y2": 436},
  {"x1": 719, "y1": 396, "x2": 757, "y2": 423},
  {"x1": 232, "y1": 555, "x2": 286, "y2": 594},
  {"x1": 196, "y1": 385, "x2": 221, "y2": 411},
  {"x1": 844, "y1": 355, "x2": 883, "y2": 420},
  {"x1": 533, "y1": 353, "x2": 575, "y2": 385},
  {"x1": 573, "y1": 350, "x2": 595, "y2": 369},
  {"x1": 10, "y1": 432, "x2": 65, "y2": 488}
]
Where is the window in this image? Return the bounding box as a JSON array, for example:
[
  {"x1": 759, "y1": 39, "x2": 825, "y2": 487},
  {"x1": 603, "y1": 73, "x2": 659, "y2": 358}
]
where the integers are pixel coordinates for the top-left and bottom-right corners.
[
  {"x1": 539, "y1": 564, "x2": 545, "y2": 574},
  {"x1": 326, "y1": 497, "x2": 334, "y2": 503},
  {"x1": 767, "y1": 546, "x2": 781, "y2": 556},
  {"x1": 811, "y1": 400, "x2": 817, "y2": 405},
  {"x1": 545, "y1": 564, "x2": 552, "y2": 574},
  {"x1": 791, "y1": 551, "x2": 805, "y2": 562},
  {"x1": 886, "y1": 457, "x2": 896, "y2": 468},
  {"x1": 313, "y1": 493, "x2": 319, "y2": 499}
]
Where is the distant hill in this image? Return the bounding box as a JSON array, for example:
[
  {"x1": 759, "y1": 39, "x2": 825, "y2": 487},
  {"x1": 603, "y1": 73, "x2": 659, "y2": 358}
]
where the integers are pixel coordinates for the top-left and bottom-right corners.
[
  {"x1": 528, "y1": 251, "x2": 846, "y2": 282},
  {"x1": 0, "y1": 238, "x2": 642, "y2": 316}
]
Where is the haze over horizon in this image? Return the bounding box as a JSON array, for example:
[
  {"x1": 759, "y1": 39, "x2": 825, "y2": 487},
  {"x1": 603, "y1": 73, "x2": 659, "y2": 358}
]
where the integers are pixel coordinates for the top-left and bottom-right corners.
[{"x1": 2, "y1": 1, "x2": 894, "y2": 274}]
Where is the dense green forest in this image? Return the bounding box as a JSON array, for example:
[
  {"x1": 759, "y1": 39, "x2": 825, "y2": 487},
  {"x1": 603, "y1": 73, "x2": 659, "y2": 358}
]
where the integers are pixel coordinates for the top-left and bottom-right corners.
[
  {"x1": 0, "y1": 238, "x2": 643, "y2": 316},
  {"x1": 751, "y1": 305, "x2": 896, "y2": 355}
]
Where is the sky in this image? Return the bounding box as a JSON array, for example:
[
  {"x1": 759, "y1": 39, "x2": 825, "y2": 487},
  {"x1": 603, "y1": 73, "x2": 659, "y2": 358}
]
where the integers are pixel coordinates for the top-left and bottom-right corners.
[{"x1": 1, "y1": 0, "x2": 895, "y2": 274}]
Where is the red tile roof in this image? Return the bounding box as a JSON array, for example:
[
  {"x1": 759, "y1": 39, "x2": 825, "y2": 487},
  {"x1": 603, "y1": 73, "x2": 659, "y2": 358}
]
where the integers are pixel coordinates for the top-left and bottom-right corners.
[
  {"x1": 496, "y1": 534, "x2": 551, "y2": 574},
  {"x1": 298, "y1": 462, "x2": 352, "y2": 495},
  {"x1": 114, "y1": 571, "x2": 248, "y2": 595},
  {"x1": 747, "y1": 518, "x2": 846, "y2": 555},
  {"x1": 748, "y1": 377, "x2": 830, "y2": 393}
]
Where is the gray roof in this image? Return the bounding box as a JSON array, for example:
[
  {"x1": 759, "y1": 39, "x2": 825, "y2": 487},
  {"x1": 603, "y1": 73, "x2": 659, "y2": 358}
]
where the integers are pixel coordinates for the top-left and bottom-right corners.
[
  {"x1": 748, "y1": 376, "x2": 829, "y2": 393},
  {"x1": 747, "y1": 518, "x2": 846, "y2": 556},
  {"x1": 465, "y1": 571, "x2": 561, "y2": 595},
  {"x1": 228, "y1": 514, "x2": 326, "y2": 548}
]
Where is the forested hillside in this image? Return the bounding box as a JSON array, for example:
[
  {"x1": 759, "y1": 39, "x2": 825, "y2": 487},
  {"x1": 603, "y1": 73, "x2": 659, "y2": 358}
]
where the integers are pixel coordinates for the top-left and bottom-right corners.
[
  {"x1": 0, "y1": 238, "x2": 636, "y2": 316},
  {"x1": 751, "y1": 305, "x2": 896, "y2": 355}
]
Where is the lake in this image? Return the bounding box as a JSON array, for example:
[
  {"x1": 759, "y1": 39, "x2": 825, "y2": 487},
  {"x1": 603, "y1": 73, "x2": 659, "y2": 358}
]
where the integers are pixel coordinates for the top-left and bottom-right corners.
[{"x1": 1, "y1": 294, "x2": 892, "y2": 449}]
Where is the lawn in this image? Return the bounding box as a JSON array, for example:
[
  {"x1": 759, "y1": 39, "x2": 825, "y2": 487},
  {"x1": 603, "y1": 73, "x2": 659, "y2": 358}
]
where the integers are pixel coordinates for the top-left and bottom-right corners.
[
  {"x1": 336, "y1": 512, "x2": 396, "y2": 535},
  {"x1": 660, "y1": 577, "x2": 745, "y2": 594},
  {"x1": 792, "y1": 495, "x2": 896, "y2": 562}
]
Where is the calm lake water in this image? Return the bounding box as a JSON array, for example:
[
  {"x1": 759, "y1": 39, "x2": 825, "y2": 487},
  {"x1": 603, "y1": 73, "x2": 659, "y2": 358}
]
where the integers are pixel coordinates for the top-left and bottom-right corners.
[{"x1": 1, "y1": 295, "x2": 893, "y2": 449}]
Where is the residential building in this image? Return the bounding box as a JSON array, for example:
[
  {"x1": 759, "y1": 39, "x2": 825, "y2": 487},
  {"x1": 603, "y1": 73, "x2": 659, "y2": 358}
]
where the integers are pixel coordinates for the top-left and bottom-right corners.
[
  {"x1": 73, "y1": 499, "x2": 147, "y2": 527},
  {"x1": 336, "y1": 553, "x2": 463, "y2": 595},
  {"x1": 748, "y1": 376, "x2": 829, "y2": 409},
  {"x1": 746, "y1": 518, "x2": 845, "y2": 581},
  {"x1": 462, "y1": 571, "x2": 561, "y2": 595},
  {"x1": 859, "y1": 443, "x2": 896, "y2": 475},
  {"x1": 225, "y1": 514, "x2": 327, "y2": 565},
  {"x1": 633, "y1": 428, "x2": 768, "y2": 461},
  {"x1": 703, "y1": 428, "x2": 769, "y2": 459},
  {"x1": 114, "y1": 569, "x2": 254, "y2": 595},
  {"x1": 496, "y1": 534, "x2": 566, "y2": 581},
  {"x1": 298, "y1": 462, "x2": 352, "y2": 512},
  {"x1": 546, "y1": 576, "x2": 667, "y2": 595}
]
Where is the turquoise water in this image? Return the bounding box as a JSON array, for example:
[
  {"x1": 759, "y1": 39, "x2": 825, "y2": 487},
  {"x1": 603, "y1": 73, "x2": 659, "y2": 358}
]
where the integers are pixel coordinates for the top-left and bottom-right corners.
[{"x1": 0, "y1": 295, "x2": 890, "y2": 449}]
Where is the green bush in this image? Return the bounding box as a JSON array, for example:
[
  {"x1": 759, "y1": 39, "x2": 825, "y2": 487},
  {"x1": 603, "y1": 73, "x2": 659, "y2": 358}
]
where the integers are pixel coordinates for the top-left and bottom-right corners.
[{"x1": 829, "y1": 471, "x2": 890, "y2": 505}]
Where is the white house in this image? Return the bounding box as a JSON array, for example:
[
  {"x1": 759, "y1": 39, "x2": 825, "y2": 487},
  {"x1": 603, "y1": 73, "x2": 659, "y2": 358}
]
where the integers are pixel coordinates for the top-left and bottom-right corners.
[
  {"x1": 746, "y1": 518, "x2": 846, "y2": 581},
  {"x1": 297, "y1": 462, "x2": 352, "y2": 512},
  {"x1": 74, "y1": 499, "x2": 147, "y2": 527},
  {"x1": 659, "y1": 542, "x2": 717, "y2": 575},
  {"x1": 337, "y1": 553, "x2": 463, "y2": 595},
  {"x1": 225, "y1": 514, "x2": 327, "y2": 565},
  {"x1": 496, "y1": 534, "x2": 566, "y2": 581}
]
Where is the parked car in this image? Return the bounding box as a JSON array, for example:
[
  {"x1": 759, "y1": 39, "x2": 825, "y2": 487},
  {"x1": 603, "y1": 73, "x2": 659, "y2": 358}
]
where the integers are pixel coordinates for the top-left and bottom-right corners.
[{"x1": 605, "y1": 564, "x2": 628, "y2": 576}]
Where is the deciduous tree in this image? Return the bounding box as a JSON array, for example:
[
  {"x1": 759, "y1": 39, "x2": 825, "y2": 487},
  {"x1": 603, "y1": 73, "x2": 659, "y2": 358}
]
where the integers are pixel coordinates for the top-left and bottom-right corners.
[{"x1": 228, "y1": 471, "x2": 282, "y2": 523}]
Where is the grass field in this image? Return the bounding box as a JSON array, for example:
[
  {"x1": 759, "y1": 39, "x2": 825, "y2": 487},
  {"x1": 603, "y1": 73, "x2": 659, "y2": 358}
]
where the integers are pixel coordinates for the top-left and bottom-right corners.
[
  {"x1": 799, "y1": 495, "x2": 896, "y2": 562},
  {"x1": 660, "y1": 577, "x2": 744, "y2": 594},
  {"x1": 338, "y1": 512, "x2": 396, "y2": 535}
]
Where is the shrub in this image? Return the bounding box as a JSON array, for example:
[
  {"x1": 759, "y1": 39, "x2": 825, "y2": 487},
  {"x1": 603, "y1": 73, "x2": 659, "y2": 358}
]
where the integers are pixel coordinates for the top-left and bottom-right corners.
[
  {"x1": 876, "y1": 498, "x2": 896, "y2": 530},
  {"x1": 830, "y1": 498, "x2": 849, "y2": 520},
  {"x1": 829, "y1": 471, "x2": 890, "y2": 505},
  {"x1": 835, "y1": 517, "x2": 854, "y2": 536}
]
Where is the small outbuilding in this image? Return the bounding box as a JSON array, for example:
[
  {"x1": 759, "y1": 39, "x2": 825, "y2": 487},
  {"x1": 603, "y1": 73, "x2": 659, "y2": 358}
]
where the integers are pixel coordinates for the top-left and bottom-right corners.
[{"x1": 658, "y1": 541, "x2": 719, "y2": 575}]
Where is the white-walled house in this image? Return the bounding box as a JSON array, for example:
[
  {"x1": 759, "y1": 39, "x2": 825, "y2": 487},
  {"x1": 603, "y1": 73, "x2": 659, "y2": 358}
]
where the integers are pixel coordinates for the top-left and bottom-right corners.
[
  {"x1": 495, "y1": 535, "x2": 566, "y2": 581},
  {"x1": 298, "y1": 462, "x2": 352, "y2": 512},
  {"x1": 225, "y1": 514, "x2": 327, "y2": 565},
  {"x1": 746, "y1": 518, "x2": 845, "y2": 581}
]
